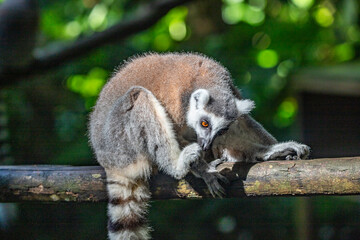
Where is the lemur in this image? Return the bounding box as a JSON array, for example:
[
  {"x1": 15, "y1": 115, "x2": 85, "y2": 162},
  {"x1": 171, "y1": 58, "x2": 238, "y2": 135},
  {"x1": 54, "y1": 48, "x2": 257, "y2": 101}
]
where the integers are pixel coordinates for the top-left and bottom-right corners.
[{"x1": 89, "y1": 52, "x2": 310, "y2": 240}]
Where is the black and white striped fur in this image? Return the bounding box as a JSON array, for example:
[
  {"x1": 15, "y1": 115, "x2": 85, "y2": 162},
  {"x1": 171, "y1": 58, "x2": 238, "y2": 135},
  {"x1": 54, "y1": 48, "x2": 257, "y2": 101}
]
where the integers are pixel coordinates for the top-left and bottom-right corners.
[{"x1": 90, "y1": 87, "x2": 204, "y2": 239}]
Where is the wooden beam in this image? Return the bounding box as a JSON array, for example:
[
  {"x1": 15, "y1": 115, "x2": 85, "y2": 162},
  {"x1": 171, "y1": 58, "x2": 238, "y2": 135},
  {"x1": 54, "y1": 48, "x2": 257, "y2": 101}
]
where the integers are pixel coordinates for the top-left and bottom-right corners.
[{"x1": 1, "y1": 156, "x2": 360, "y2": 202}]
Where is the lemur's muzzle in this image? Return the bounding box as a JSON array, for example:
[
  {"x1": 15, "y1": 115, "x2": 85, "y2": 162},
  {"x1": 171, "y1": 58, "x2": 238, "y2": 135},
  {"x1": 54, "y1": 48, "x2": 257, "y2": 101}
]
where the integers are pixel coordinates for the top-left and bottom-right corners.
[{"x1": 198, "y1": 137, "x2": 212, "y2": 151}]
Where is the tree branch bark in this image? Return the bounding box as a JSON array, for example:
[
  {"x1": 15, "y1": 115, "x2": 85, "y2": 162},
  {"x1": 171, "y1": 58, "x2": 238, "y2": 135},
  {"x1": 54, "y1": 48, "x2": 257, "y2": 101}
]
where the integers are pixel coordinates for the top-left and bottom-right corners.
[
  {"x1": 1, "y1": 156, "x2": 360, "y2": 202},
  {"x1": 0, "y1": 0, "x2": 192, "y2": 88}
]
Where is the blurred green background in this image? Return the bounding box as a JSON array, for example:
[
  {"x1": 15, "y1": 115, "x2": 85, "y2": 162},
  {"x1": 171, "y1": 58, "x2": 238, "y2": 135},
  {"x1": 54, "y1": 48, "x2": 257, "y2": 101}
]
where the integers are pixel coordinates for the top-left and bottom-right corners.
[{"x1": 0, "y1": 0, "x2": 360, "y2": 239}]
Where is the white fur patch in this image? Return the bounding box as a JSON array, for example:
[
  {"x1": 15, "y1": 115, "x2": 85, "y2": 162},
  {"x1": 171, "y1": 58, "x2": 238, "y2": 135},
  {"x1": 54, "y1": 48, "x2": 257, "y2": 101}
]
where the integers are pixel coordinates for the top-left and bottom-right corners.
[
  {"x1": 146, "y1": 89, "x2": 181, "y2": 166},
  {"x1": 107, "y1": 183, "x2": 133, "y2": 200},
  {"x1": 108, "y1": 227, "x2": 151, "y2": 240},
  {"x1": 208, "y1": 112, "x2": 231, "y2": 139},
  {"x1": 135, "y1": 226, "x2": 151, "y2": 240},
  {"x1": 191, "y1": 89, "x2": 210, "y2": 109},
  {"x1": 120, "y1": 155, "x2": 152, "y2": 179},
  {"x1": 108, "y1": 201, "x2": 146, "y2": 222},
  {"x1": 187, "y1": 106, "x2": 231, "y2": 141},
  {"x1": 235, "y1": 99, "x2": 255, "y2": 115}
]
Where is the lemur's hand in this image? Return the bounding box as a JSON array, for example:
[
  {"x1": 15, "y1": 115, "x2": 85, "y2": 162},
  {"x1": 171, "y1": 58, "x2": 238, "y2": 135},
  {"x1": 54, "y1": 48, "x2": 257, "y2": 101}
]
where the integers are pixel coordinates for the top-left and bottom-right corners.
[
  {"x1": 183, "y1": 143, "x2": 202, "y2": 165},
  {"x1": 263, "y1": 141, "x2": 310, "y2": 161}
]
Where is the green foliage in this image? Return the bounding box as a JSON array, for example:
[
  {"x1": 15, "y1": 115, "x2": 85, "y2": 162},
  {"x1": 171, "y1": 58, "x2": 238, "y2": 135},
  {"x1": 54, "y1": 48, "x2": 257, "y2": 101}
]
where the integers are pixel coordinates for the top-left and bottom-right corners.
[
  {"x1": 1, "y1": 0, "x2": 360, "y2": 239},
  {"x1": 67, "y1": 67, "x2": 108, "y2": 110}
]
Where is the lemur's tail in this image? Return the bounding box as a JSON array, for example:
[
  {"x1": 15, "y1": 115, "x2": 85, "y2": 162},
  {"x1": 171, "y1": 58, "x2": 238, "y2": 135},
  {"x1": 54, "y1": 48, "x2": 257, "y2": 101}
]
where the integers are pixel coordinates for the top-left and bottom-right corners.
[{"x1": 106, "y1": 173, "x2": 151, "y2": 240}]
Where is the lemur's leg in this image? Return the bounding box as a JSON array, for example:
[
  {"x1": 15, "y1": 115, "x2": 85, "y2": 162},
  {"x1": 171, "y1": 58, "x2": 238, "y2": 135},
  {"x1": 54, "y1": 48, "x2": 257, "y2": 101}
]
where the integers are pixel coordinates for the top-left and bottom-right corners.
[
  {"x1": 262, "y1": 141, "x2": 310, "y2": 161},
  {"x1": 99, "y1": 86, "x2": 203, "y2": 240},
  {"x1": 105, "y1": 86, "x2": 202, "y2": 179}
]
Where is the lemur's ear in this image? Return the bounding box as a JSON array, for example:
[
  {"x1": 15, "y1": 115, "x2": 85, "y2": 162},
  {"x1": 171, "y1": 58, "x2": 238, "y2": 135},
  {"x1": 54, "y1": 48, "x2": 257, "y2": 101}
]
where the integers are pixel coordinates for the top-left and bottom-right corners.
[
  {"x1": 191, "y1": 89, "x2": 210, "y2": 109},
  {"x1": 236, "y1": 99, "x2": 255, "y2": 115}
]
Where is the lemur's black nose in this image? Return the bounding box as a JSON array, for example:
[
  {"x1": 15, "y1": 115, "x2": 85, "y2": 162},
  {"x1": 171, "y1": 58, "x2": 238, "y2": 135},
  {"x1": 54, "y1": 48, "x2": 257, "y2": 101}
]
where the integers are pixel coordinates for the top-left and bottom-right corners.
[{"x1": 198, "y1": 137, "x2": 211, "y2": 151}]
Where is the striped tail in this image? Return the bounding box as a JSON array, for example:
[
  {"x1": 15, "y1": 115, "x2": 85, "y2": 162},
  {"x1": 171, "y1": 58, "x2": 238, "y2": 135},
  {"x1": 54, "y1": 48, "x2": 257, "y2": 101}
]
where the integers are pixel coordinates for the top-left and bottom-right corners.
[{"x1": 106, "y1": 174, "x2": 151, "y2": 240}]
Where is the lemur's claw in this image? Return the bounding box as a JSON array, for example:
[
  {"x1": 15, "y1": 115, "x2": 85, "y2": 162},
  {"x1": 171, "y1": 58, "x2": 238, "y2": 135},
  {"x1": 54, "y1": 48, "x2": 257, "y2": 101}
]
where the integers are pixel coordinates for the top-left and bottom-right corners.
[
  {"x1": 203, "y1": 172, "x2": 229, "y2": 198},
  {"x1": 207, "y1": 158, "x2": 225, "y2": 173}
]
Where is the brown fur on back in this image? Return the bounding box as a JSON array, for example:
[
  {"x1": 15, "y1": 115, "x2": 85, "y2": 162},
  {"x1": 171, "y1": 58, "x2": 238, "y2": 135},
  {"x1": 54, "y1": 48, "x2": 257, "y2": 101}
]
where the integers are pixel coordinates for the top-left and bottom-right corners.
[{"x1": 91, "y1": 53, "x2": 234, "y2": 143}]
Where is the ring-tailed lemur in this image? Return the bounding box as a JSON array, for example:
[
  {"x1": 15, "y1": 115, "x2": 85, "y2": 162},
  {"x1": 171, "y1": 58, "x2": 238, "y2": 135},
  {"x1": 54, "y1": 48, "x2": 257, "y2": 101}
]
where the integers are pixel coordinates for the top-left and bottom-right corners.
[{"x1": 89, "y1": 52, "x2": 254, "y2": 240}]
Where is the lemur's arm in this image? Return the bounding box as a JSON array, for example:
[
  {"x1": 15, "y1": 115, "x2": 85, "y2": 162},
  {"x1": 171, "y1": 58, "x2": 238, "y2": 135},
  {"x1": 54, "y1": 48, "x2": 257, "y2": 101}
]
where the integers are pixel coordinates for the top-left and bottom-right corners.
[
  {"x1": 211, "y1": 115, "x2": 310, "y2": 164},
  {"x1": 178, "y1": 126, "x2": 228, "y2": 198}
]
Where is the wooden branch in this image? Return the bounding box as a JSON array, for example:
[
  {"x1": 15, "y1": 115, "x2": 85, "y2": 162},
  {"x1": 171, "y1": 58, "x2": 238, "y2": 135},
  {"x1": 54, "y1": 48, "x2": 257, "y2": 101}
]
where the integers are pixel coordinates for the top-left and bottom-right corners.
[
  {"x1": 1, "y1": 157, "x2": 360, "y2": 202},
  {"x1": 0, "y1": 0, "x2": 192, "y2": 88}
]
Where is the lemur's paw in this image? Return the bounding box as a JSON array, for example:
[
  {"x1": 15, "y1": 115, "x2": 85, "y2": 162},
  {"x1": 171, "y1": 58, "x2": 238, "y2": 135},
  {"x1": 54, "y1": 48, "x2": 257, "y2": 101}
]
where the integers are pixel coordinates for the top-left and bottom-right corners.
[
  {"x1": 202, "y1": 172, "x2": 229, "y2": 198},
  {"x1": 183, "y1": 143, "x2": 202, "y2": 164},
  {"x1": 263, "y1": 141, "x2": 310, "y2": 161}
]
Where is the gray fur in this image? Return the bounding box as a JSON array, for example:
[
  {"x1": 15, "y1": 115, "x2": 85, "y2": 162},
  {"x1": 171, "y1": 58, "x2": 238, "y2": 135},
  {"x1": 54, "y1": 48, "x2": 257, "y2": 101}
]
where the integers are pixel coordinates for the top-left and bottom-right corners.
[
  {"x1": 93, "y1": 86, "x2": 201, "y2": 178},
  {"x1": 205, "y1": 89, "x2": 239, "y2": 120},
  {"x1": 88, "y1": 52, "x2": 310, "y2": 239},
  {"x1": 89, "y1": 53, "x2": 249, "y2": 240},
  {"x1": 210, "y1": 115, "x2": 310, "y2": 166}
]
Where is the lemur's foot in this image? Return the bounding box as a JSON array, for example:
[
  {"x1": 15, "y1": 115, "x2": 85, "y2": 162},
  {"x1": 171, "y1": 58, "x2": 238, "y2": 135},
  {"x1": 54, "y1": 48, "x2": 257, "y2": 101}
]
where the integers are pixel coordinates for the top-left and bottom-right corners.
[
  {"x1": 263, "y1": 141, "x2": 310, "y2": 161},
  {"x1": 202, "y1": 171, "x2": 229, "y2": 198}
]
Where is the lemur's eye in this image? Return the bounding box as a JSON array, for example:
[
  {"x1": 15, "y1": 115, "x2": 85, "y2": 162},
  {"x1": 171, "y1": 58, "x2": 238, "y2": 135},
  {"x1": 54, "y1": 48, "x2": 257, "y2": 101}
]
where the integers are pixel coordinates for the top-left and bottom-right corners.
[{"x1": 201, "y1": 120, "x2": 209, "y2": 128}]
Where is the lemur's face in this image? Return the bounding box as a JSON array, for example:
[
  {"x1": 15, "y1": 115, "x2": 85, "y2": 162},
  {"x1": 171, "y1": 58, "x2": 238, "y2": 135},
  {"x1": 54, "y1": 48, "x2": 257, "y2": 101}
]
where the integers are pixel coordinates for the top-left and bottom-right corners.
[
  {"x1": 187, "y1": 89, "x2": 255, "y2": 151},
  {"x1": 194, "y1": 111, "x2": 232, "y2": 150}
]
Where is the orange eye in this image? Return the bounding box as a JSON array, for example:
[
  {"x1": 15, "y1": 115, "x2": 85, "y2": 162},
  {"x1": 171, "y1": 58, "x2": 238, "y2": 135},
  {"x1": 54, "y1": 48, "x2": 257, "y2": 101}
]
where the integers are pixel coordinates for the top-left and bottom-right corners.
[{"x1": 201, "y1": 120, "x2": 209, "y2": 128}]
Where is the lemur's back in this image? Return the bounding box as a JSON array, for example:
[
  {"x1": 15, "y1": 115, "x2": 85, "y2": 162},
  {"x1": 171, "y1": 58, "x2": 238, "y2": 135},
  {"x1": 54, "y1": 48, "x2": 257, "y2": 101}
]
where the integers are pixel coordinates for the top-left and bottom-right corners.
[{"x1": 90, "y1": 53, "x2": 234, "y2": 149}]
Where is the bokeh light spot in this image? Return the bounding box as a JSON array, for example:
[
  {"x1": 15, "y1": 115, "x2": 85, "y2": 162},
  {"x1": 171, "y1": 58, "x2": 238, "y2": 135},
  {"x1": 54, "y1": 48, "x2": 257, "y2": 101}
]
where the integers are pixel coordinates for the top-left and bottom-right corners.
[
  {"x1": 224, "y1": 0, "x2": 244, "y2": 4},
  {"x1": 64, "y1": 21, "x2": 82, "y2": 38},
  {"x1": 244, "y1": 7, "x2": 265, "y2": 25},
  {"x1": 249, "y1": 0, "x2": 266, "y2": 10},
  {"x1": 252, "y1": 32, "x2": 271, "y2": 50},
  {"x1": 218, "y1": 216, "x2": 236, "y2": 233},
  {"x1": 277, "y1": 60, "x2": 294, "y2": 77},
  {"x1": 81, "y1": 78, "x2": 105, "y2": 97},
  {"x1": 347, "y1": 26, "x2": 360, "y2": 42},
  {"x1": 222, "y1": 3, "x2": 245, "y2": 25},
  {"x1": 334, "y1": 43, "x2": 355, "y2": 62},
  {"x1": 291, "y1": 0, "x2": 314, "y2": 9},
  {"x1": 67, "y1": 68, "x2": 107, "y2": 98},
  {"x1": 314, "y1": 7, "x2": 334, "y2": 27},
  {"x1": 169, "y1": 20, "x2": 187, "y2": 41},
  {"x1": 269, "y1": 74, "x2": 286, "y2": 91},
  {"x1": 88, "y1": 4, "x2": 108, "y2": 30},
  {"x1": 257, "y1": 50, "x2": 279, "y2": 68},
  {"x1": 273, "y1": 97, "x2": 298, "y2": 128}
]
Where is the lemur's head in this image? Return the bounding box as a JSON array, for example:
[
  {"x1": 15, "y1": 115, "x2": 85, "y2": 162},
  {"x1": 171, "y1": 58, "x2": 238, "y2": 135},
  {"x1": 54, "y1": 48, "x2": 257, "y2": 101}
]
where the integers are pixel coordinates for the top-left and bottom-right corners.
[{"x1": 187, "y1": 89, "x2": 254, "y2": 151}]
